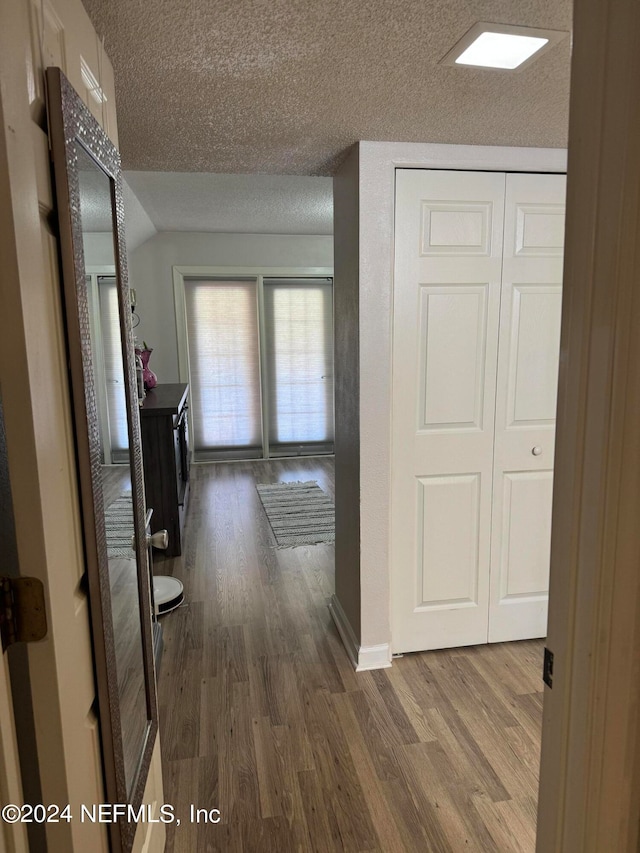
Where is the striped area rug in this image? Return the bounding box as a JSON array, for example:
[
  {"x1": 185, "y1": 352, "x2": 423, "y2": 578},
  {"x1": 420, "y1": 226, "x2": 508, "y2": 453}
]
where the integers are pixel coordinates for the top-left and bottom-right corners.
[
  {"x1": 256, "y1": 480, "x2": 335, "y2": 547},
  {"x1": 104, "y1": 492, "x2": 136, "y2": 558}
]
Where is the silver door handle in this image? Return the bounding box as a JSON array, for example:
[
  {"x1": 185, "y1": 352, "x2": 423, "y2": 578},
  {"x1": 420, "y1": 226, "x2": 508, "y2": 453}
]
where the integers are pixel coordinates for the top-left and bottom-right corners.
[
  {"x1": 532, "y1": 446, "x2": 543, "y2": 456},
  {"x1": 148, "y1": 530, "x2": 169, "y2": 550}
]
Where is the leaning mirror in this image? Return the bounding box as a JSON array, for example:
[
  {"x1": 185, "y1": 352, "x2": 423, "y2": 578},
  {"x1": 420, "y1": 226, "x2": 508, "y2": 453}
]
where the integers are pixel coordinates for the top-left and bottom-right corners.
[{"x1": 46, "y1": 67, "x2": 157, "y2": 853}]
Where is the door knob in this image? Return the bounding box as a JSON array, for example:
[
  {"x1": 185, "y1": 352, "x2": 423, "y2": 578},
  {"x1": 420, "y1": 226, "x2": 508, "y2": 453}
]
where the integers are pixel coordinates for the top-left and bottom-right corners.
[
  {"x1": 532, "y1": 446, "x2": 542, "y2": 456},
  {"x1": 148, "y1": 530, "x2": 169, "y2": 550}
]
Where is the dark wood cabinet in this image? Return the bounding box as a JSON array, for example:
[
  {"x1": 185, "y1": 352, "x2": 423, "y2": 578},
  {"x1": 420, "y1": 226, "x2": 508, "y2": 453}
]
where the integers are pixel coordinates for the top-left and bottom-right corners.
[{"x1": 139, "y1": 383, "x2": 190, "y2": 557}]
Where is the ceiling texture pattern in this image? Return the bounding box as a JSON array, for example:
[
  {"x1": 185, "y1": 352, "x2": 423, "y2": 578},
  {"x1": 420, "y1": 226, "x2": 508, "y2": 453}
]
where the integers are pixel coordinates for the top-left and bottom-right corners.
[
  {"x1": 124, "y1": 172, "x2": 333, "y2": 234},
  {"x1": 81, "y1": 0, "x2": 572, "y2": 177}
]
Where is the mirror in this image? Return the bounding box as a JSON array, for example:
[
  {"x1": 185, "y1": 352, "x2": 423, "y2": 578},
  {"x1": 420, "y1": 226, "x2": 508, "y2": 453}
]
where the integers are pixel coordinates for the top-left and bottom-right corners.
[
  {"x1": 46, "y1": 68, "x2": 157, "y2": 853},
  {"x1": 78, "y1": 146, "x2": 148, "y2": 794}
]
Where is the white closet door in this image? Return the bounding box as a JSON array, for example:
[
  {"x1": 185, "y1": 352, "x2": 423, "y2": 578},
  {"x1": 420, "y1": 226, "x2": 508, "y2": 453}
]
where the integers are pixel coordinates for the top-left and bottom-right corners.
[
  {"x1": 488, "y1": 173, "x2": 566, "y2": 642},
  {"x1": 391, "y1": 169, "x2": 505, "y2": 653}
]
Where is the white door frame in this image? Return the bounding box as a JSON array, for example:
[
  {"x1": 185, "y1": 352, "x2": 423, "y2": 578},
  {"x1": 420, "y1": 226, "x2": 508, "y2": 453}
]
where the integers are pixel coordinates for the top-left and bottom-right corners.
[
  {"x1": 337, "y1": 141, "x2": 567, "y2": 657},
  {"x1": 536, "y1": 0, "x2": 640, "y2": 847}
]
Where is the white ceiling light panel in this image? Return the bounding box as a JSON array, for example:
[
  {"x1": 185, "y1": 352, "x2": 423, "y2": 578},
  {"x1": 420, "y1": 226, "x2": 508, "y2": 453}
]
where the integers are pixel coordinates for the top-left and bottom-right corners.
[{"x1": 441, "y1": 22, "x2": 569, "y2": 71}]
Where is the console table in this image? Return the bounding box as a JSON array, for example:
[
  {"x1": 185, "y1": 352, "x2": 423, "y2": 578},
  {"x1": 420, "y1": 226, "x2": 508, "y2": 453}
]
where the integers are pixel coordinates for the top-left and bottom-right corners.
[{"x1": 139, "y1": 383, "x2": 190, "y2": 557}]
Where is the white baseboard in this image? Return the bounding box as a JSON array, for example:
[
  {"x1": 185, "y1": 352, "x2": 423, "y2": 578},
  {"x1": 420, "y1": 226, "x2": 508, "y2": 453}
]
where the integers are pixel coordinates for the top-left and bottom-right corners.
[
  {"x1": 356, "y1": 642, "x2": 392, "y2": 671},
  {"x1": 328, "y1": 595, "x2": 392, "y2": 672}
]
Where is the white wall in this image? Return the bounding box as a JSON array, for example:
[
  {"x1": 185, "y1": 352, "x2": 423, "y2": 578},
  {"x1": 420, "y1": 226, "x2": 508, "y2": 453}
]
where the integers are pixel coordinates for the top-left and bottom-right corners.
[
  {"x1": 333, "y1": 141, "x2": 567, "y2": 663},
  {"x1": 129, "y1": 232, "x2": 333, "y2": 383},
  {"x1": 83, "y1": 232, "x2": 115, "y2": 267},
  {"x1": 122, "y1": 179, "x2": 157, "y2": 250}
]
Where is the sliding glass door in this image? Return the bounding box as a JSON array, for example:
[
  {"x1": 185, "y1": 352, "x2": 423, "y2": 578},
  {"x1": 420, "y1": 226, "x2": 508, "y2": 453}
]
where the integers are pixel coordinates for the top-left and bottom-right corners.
[{"x1": 183, "y1": 276, "x2": 334, "y2": 460}]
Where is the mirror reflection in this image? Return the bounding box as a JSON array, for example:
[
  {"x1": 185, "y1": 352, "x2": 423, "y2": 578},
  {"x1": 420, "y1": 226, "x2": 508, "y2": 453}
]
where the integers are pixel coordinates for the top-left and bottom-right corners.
[{"x1": 78, "y1": 145, "x2": 147, "y2": 795}]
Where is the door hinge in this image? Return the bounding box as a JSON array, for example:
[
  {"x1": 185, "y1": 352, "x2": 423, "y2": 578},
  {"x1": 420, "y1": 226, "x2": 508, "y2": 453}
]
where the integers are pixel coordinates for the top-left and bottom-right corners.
[
  {"x1": 543, "y1": 646, "x2": 554, "y2": 689},
  {"x1": 0, "y1": 577, "x2": 48, "y2": 651}
]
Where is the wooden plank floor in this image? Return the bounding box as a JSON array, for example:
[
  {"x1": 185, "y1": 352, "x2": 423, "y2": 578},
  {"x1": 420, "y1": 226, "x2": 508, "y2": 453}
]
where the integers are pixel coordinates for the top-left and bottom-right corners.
[{"x1": 156, "y1": 458, "x2": 544, "y2": 852}]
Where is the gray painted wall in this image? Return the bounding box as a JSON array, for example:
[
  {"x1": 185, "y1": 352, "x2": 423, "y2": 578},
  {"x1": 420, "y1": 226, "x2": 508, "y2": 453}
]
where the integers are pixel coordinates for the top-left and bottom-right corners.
[{"x1": 333, "y1": 147, "x2": 361, "y2": 641}]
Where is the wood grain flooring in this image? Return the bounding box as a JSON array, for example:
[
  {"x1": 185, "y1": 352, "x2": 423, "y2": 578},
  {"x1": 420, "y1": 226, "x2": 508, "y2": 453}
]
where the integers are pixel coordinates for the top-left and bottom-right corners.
[{"x1": 156, "y1": 458, "x2": 544, "y2": 852}]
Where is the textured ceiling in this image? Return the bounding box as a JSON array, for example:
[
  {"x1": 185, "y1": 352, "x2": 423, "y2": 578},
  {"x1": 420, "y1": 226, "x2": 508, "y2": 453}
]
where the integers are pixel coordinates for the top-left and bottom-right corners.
[
  {"x1": 81, "y1": 0, "x2": 572, "y2": 176},
  {"x1": 124, "y1": 172, "x2": 333, "y2": 234}
]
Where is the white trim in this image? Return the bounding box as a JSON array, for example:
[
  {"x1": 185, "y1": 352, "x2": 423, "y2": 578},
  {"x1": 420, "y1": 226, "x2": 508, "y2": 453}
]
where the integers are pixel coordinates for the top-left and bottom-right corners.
[
  {"x1": 536, "y1": 0, "x2": 640, "y2": 847},
  {"x1": 172, "y1": 265, "x2": 190, "y2": 384},
  {"x1": 336, "y1": 142, "x2": 567, "y2": 655},
  {"x1": 359, "y1": 140, "x2": 567, "y2": 171},
  {"x1": 329, "y1": 595, "x2": 392, "y2": 671},
  {"x1": 173, "y1": 265, "x2": 333, "y2": 278},
  {"x1": 85, "y1": 265, "x2": 117, "y2": 274},
  {"x1": 193, "y1": 453, "x2": 334, "y2": 467},
  {"x1": 80, "y1": 55, "x2": 107, "y2": 105},
  {"x1": 356, "y1": 643, "x2": 392, "y2": 671},
  {"x1": 256, "y1": 274, "x2": 269, "y2": 458}
]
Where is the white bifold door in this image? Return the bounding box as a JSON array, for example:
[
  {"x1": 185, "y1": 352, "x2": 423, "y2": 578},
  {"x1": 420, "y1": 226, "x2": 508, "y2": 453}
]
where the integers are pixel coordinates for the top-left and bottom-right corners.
[{"x1": 391, "y1": 169, "x2": 566, "y2": 653}]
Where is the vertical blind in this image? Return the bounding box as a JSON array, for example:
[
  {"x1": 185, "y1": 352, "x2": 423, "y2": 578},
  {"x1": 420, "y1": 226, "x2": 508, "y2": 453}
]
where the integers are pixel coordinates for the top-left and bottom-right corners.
[
  {"x1": 263, "y1": 279, "x2": 334, "y2": 451},
  {"x1": 98, "y1": 276, "x2": 129, "y2": 459},
  {"x1": 185, "y1": 279, "x2": 262, "y2": 455}
]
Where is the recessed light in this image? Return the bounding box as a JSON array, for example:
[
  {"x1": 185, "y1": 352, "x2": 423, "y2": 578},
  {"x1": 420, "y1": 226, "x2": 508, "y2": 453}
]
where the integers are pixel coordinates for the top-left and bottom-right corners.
[
  {"x1": 456, "y1": 32, "x2": 548, "y2": 69},
  {"x1": 440, "y1": 22, "x2": 569, "y2": 71}
]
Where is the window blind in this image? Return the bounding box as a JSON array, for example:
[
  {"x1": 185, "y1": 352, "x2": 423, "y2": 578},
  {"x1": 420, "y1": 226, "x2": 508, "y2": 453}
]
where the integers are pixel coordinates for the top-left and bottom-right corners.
[
  {"x1": 98, "y1": 276, "x2": 129, "y2": 460},
  {"x1": 184, "y1": 279, "x2": 262, "y2": 457},
  {"x1": 263, "y1": 279, "x2": 334, "y2": 453}
]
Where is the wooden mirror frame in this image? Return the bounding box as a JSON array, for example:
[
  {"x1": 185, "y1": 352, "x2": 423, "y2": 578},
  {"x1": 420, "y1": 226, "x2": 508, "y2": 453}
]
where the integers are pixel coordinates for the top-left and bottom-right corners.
[{"x1": 46, "y1": 67, "x2": 157, "y2": 853}]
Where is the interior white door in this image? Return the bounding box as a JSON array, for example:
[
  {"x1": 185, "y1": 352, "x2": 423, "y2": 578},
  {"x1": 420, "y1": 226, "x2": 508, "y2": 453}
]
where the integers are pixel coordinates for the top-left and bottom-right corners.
[
  {"x1": 488, "y1": 173, "x2": 566, "y2": 642},
  {"x1": 391, "y1": 169, "x2": 505, "y2": 653}
]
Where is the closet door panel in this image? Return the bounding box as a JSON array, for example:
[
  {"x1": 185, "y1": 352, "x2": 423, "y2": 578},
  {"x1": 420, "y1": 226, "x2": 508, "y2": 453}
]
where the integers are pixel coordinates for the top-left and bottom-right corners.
[
  {"x1": 391, "y1": 169, "x2": 505, "y2": 653},
  {"x1": 489, "y1": 173, "x2": 566, "y2": 643},
  {"x1": 416, "y1": 473, "x2": 481, "y2": 608},
  {"x1": 499, "y1": 471, "x2": 554, "y2": 598},
  {"x1": 418, "y1": 284, "x2": 489, "y2": 430},
  {"x1": 505, "y1": 285, "x2": 563, "y2": 426}
]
